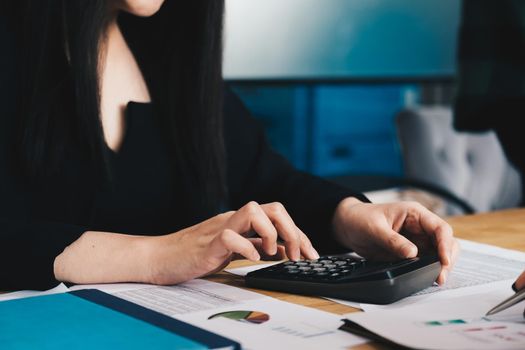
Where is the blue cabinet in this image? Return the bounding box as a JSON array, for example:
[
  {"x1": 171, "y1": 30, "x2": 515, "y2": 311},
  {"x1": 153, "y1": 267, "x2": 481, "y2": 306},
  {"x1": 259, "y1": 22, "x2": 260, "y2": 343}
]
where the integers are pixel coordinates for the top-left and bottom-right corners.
[
  {"x1": 311, "y1": 85, "x2": 410, "y2": 176},
  {"x1": 231, "y1": 83, "x2": 418, "y2": 177}
]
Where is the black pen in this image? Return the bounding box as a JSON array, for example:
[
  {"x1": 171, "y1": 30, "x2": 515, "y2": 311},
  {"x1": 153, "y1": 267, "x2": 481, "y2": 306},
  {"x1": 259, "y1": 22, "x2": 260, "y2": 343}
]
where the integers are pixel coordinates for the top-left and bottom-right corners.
[{"x1": 486, "y1": 283, "x2": 525, "y2": 316}]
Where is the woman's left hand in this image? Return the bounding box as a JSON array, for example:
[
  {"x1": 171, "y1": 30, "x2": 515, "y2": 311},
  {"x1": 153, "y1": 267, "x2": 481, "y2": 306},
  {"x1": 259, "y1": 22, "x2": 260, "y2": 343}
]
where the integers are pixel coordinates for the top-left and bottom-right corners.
[{"x1": 333, "y1": 197, "x2": 460, "y2": 285}]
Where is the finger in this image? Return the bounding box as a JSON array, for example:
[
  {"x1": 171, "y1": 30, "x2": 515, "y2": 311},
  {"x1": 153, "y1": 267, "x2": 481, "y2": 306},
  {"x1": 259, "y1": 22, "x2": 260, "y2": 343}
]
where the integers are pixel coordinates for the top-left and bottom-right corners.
[
  {"x1": 212, "y1": 229, "x2": 260, "y2": 262},
  {"x1": 412, "y1": 205, "x2": 455, "y2": 275},
  {"x1": 376, "y1": 228, "x2": 419, "y2": 260},
  {"x1": 403, "y1": 203, "x2": 456, "y2": 284},
  {"x1": 423, "y1": 217, "x2": 454, "y2": 266},
  {"x1": 299, "y1": 232, "x2": 320, "y2": 260},
  {"x1": 228, "y1": 202, "x2": 279, "y2": 256},
  {"x1": 248, "y1": 238, "x2": 288, "y2": 260},
  {"x1": 436, "y1": 238, "x2": 460, "y2": 285},
  {"x1": 260, "y1": 202, "x2": 305, "y2": 261},
  {"x1": 515, "y1": 269, "x2": 525, "y2": 291}
]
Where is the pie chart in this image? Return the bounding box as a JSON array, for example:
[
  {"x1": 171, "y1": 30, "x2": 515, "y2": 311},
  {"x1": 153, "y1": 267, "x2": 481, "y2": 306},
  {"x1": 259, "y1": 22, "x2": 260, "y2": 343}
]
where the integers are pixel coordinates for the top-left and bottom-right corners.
[{"x1": 208, "y1": 310, "x2": 270, "y2": 324}]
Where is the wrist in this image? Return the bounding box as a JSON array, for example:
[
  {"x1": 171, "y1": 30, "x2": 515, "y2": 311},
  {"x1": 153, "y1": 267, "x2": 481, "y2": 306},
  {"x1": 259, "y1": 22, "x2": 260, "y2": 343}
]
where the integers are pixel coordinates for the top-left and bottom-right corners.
[
  {"x1": 135, "y1": 235, "x2": 162, "y2": 284},
  {"x1": 141, "y1": 234, "x2": 177, "y2": 285},
  {"x1": 143, "y1": 233, "x2": 195, "y2": 285},
  {"x1": 332, "y1": 197, "x2": 363, "y2": 246}
]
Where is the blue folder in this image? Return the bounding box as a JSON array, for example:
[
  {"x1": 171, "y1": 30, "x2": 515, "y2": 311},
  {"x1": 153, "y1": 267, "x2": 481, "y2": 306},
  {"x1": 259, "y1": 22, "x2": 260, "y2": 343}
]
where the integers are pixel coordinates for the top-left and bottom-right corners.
[{"x1": 0, "y1": 289, "x2": 240, "y2": 349}]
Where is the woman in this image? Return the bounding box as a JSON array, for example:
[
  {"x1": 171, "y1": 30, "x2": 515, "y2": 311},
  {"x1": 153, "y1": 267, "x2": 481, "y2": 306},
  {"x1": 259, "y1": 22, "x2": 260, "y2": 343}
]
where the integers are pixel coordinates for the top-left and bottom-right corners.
[{"x1": 0, "y1": 0, "x2": 458, "y2": 290}]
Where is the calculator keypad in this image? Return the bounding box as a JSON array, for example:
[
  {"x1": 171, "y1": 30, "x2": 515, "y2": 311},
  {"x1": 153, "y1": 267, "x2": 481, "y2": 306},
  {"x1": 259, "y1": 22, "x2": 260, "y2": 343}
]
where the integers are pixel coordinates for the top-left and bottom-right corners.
[{"x1": 260, "y1": 256, "x2": 368, "y2": 282}]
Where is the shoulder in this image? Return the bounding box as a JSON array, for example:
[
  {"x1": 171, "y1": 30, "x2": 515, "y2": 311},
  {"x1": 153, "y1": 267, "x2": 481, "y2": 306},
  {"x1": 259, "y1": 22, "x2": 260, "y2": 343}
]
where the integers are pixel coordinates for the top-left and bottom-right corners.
[
  {"x1": 222, "y1": 84, "x2": 265, "y2": 149},
  {"x1": 223, "y1": 84, "x2": 264, "y2": 139},
  {"x1": 223, "y1": 85, "x2": 250, "y2": 123}
]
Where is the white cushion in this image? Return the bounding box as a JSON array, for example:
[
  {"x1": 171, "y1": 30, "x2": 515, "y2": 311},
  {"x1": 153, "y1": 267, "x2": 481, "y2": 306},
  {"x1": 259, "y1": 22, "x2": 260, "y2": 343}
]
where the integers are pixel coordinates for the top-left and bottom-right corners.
[{"x1": 396, "y1": 106, "x2": 522, "y2": 213}]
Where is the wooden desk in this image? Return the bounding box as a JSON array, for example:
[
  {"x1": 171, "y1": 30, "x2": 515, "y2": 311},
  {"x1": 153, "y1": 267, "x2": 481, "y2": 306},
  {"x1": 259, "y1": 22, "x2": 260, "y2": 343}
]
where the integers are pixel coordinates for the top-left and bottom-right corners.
[{"x1": 206, "y1": 208, "x2": 525, "y2": 350}]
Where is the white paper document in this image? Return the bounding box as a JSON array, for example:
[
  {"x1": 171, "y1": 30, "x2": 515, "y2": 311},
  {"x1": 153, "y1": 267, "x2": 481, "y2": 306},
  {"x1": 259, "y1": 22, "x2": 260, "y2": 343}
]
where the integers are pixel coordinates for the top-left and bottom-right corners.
[
  {"x1": 357, "y1": 239, "x2": 525, "y2": 311},
  {"x1": 73, "y1": 279, "x2": 367, "y2": 350},
  {"x1": 344, "y1": 285, "x2": 525, "y2": 350},
  {"x1": 226, "y1": 239, "x2": 525, "y2": 312},
  {"x1": 0, "y1": 283, "x2": 69, "y2": 302}
]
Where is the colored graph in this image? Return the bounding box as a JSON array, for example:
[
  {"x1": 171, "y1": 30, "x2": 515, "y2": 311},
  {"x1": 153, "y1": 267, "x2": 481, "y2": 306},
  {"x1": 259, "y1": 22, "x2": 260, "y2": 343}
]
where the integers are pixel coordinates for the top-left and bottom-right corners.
[
  {"x1": 424, "y1": 319, "x2": 468, "y2": 326},
  {"x1": 208, "y1": 310, "x2": 270, "y2": 325}
]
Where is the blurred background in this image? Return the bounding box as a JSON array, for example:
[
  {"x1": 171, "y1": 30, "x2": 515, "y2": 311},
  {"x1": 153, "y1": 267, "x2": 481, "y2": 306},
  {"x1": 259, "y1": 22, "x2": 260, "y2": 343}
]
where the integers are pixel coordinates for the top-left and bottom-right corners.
[{"x1": 222, "y1": 0, "x2": 522, "y2": 216}]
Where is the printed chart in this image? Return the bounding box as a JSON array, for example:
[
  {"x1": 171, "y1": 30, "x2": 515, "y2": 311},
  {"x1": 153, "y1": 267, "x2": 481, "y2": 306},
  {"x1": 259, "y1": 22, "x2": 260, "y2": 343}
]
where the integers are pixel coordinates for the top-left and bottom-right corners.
[{"x1": 208, "y1": 310, "x2": 270, "y2": 325}]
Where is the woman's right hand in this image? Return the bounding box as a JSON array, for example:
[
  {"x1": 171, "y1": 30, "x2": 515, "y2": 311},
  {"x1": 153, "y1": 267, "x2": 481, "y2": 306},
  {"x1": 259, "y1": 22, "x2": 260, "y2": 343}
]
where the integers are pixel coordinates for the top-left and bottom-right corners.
[
  {"x1": 514, "y1": 270, "x2": 525, "y2": 291},
  {"x1": 511, "y1": 270, "x2": 525, "y2": 319},
  {"x1": 146, "y1": 201, "x2": 319, "y2": 285}
]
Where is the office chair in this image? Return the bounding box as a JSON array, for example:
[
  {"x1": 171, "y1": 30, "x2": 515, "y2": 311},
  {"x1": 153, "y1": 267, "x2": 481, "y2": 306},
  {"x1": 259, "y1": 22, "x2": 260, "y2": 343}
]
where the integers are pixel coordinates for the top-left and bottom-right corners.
[{"x1": 395, "y1": 106, "x2": 522, "y2": 215}]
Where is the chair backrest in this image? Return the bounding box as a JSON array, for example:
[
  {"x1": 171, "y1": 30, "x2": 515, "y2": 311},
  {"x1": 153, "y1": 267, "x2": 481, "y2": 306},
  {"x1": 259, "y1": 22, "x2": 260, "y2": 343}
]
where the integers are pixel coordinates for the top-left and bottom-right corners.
[{"x1": 396, "y1": 106, "x2": 522, "y2": 214}]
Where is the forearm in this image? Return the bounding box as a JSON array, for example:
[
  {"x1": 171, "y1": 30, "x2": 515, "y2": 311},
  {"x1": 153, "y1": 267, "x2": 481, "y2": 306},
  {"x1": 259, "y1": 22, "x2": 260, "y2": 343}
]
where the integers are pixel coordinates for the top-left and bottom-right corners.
[
  {"x1": 53, "y1": 231, "x2": 156, "y2": 285},
  {"x1": 53, "y1": 215, "x2": 229, "y2": 286}
]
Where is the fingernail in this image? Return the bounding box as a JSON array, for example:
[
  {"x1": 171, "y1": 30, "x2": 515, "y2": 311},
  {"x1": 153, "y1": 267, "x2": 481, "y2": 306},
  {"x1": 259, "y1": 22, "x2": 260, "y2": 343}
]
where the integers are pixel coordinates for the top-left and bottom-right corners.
[
  {"x1": 252, "y1": 252, "x2": 261, "y2": 261},
  {"x1": 312, "y1": 248, "x2": 320, "y2": 259},
  {"x1": 403, "y1": 244, "x2": 418, "y2": 258}
]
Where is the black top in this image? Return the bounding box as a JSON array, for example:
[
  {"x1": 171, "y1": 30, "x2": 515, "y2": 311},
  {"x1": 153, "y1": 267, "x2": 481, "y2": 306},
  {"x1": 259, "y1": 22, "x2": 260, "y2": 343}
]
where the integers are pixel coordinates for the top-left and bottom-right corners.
[
  {"x1": 0, "y1": 22, "x2": 366, "y2": 292},
  {"x1": 0, "y1": 93, "x2": 366, "y2": 291}
]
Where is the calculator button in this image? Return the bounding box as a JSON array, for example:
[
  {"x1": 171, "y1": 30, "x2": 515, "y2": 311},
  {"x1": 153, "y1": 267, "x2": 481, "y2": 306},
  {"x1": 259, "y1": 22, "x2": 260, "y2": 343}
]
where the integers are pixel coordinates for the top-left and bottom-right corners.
[
  {"x1": 295, "y1": 262, "x2": 308, "y2": 266},
  {"x1": 298, "y1": 267, "x2": 311, "y2": 271},
  {"x1": 313, "y1": 267, "x2": 326, "y2": 272}
]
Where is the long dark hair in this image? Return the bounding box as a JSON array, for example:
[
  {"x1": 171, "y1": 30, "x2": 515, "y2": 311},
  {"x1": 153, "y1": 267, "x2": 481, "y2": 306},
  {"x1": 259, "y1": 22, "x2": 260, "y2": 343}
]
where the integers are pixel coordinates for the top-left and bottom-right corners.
[{"x1": 8, "y1": 0, "x2": 226, "y2": 213}]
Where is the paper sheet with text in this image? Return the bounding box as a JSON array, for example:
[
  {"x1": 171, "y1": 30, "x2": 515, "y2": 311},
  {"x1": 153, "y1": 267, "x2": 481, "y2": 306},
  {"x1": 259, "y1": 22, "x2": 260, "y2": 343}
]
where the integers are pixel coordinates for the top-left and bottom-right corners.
[{"x1": 70, "y1": 279, "x2": 367, "y2": 350}]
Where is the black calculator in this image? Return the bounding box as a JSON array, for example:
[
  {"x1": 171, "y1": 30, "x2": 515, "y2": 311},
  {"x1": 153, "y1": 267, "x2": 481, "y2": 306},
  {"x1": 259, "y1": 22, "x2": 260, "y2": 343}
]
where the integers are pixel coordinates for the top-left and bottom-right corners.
[{"x1": 245, "y1": 254, "x2": 440, "y2": 304}]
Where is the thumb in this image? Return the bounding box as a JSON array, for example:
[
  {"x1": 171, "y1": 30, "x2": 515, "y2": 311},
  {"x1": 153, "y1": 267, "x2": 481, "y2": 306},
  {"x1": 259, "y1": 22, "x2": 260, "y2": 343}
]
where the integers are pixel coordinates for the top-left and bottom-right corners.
[{"x1": 378, "y1": 229, "x2": 418, "y2": 259}]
